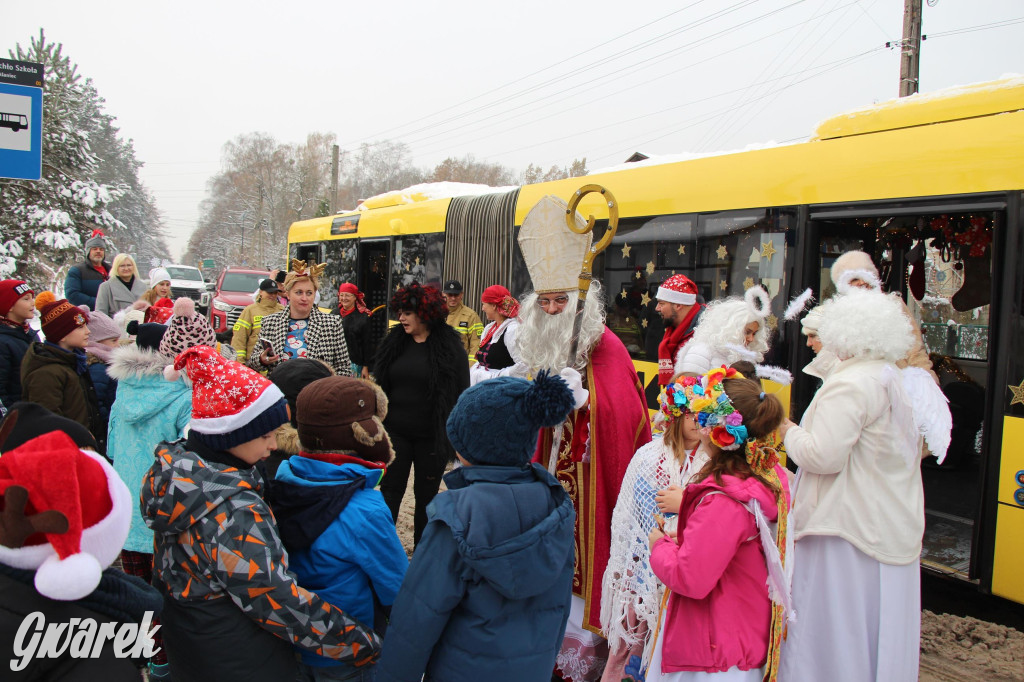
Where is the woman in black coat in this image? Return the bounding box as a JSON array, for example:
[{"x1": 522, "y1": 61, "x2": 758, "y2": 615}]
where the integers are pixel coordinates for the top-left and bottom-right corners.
[
  {"x1": 373, "y1": 282, "x2": 469, "y2": 546},
  {"x1": 336, "y1": 282, "x2": 373, "y2": 378}
]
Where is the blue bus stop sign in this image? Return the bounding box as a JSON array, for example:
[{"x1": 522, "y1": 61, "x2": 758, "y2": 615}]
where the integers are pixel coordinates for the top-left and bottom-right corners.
[{"x1": 0, "y1": 59, "x2": 44, "y2": 181}]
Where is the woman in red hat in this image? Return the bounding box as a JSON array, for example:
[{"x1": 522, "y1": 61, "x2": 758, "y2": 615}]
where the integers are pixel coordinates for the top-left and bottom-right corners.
[
  {"x1": 336, "y1": 282, "x2": 372, "y2": 378},
  {"x1": 469, "y1": 285, "x2": 523, "y2": 386}
]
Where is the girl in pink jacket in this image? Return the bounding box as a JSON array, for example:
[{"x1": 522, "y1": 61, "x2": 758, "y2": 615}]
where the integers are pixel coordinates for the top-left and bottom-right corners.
[{"x1": 646, "y1": 367, "x2": 792, "y2": 682}]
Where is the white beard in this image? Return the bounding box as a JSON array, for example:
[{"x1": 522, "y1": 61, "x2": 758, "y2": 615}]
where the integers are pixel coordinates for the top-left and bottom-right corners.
[{"x1": 517, "y1": 282, "x2": 606, "y2": 373}]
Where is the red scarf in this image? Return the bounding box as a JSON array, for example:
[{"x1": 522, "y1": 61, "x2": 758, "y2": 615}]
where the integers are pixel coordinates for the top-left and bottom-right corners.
[
  {"x1": 658, "y1": 305, "x2": 702, "y2": 385},
  {"x1": 0, "y1": 314, "x2": 30, "y2": 334},
  {"x1": 92, "y1": 263, "x2": 108, "y2": 279}
]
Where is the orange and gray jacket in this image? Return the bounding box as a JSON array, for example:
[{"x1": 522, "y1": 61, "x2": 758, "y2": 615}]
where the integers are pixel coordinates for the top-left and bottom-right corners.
[{"x1": 141, "y1": 436, "x2": 381, "y2": 676}]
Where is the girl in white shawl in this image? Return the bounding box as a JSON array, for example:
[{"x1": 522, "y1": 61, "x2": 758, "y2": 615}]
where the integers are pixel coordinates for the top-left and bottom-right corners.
[{"x1": 600, "y1": 375, "x2": 713, "y2": 681}]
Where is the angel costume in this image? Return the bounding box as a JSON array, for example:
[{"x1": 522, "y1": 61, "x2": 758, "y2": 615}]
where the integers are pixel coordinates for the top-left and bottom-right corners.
[{"x1": 779, "y1": 291, "x2": 950, "y2": 682}]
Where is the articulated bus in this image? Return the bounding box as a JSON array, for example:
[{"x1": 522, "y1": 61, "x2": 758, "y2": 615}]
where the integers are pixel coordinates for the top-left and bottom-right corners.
[{"x1": 288, "y1": 76, "x2": 1024, "y2": 606}]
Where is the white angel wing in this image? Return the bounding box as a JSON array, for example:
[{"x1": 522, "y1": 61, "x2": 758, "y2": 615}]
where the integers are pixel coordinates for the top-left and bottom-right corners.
[
  {"x1": 745, "y1": 498, "x2": 796, "y2": 623},
  {"x1": 881, "y1": 364, "x2": 922, "y2": 469},
  {"x1": 901, "y1": 366, "x2": 953, "y2": 464}
]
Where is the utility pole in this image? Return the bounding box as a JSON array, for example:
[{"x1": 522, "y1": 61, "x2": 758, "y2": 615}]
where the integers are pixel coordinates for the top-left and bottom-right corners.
[
  {"x1": 330, "y1": 144, "x2": 340, "y2": 215},
  {"x1": 257, "y1": 182, "x2": 265, "y2": 267},
  {"x1": 899, "y1": 0, "x2": 922, "y2": 97}
]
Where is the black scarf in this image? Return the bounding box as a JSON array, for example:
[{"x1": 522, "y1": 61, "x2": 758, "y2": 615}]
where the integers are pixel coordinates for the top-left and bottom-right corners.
[{"x1": 0, "y1": 563, "x2": 163, "y2": 623}]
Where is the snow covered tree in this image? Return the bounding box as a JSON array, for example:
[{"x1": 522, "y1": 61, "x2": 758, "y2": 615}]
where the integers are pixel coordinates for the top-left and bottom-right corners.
[{"x1": 0, "y1": 31, "x2": 128, "y2": 289}]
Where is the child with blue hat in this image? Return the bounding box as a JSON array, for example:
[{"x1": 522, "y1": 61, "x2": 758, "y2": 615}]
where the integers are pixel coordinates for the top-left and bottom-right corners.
[{"x1": 377, "y1": 371, "x2": 577, "y2": 682}]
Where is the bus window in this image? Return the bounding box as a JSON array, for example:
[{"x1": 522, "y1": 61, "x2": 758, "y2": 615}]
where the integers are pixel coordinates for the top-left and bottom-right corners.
[
  {"x1": 321, "y1": 240, "x2": 359, "y2": 312},
  {"x1": 598, "y1": 208, "x2": 796, "y2": 362},
  {"x1": 391, "y1": 233, "x2": 444, "y2": 317}
]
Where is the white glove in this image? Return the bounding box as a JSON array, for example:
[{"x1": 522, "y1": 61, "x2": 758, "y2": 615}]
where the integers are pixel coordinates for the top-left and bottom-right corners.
[
  {"x1": 559, "y1": 367, "x2": 589, "y2": 410},
  {"x1": 469, "y1": 362, "x2": 491, "y2": 387}
]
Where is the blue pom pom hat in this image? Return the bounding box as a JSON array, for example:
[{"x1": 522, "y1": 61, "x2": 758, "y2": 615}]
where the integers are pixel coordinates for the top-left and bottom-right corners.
[
  {"x1": 167, "y1": 345, "x2": 289, "y2": 450},
  {"x1": 446, "y1": 370, "x2": 575, "y2": 467}
]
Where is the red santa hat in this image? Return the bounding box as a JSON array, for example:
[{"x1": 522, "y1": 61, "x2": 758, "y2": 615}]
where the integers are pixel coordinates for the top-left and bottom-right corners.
[
  {"x1": 166, "y1": 345, "x2": 289, "y2": 450},
  {"x1": 145, "y1": 297, "x2": 174, "y2": 324},
  {"x1": 656, "y1": 274, "x2": 698, "y2": 306},
  {"x1": 0, "y1": 431, "x2": 131, "y2": 601}
]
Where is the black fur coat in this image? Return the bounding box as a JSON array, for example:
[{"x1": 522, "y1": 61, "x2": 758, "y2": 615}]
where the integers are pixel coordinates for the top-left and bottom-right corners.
[{"x1": 372, "y1": 322, "x2": 469, "y2": 462}]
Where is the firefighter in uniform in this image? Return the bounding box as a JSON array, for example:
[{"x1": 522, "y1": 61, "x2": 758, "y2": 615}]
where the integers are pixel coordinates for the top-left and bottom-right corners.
[
  {"x1": 442, "y1": 279, "x2": 483, "y2": 359},
  {"x1": 231, "y1": 278, "x2": 285, "y2": 366}
]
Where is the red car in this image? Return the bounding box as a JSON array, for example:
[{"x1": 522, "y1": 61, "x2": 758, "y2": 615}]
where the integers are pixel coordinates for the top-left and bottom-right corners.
[{"x1": 209, "y1": 267, "x2": 273, "y2": 334}]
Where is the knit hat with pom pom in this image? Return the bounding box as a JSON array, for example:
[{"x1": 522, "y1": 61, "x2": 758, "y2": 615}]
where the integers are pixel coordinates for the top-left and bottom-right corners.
[
  {"x1": 159, "y1": 297, "x2": 216, "y2": 359},
  {"x1": 35, "y1": 291, "x2": 89, "y2": 343},
  {"x1": 0, "y1": 430, "x2": 131, "y2": 601},
  {"x1": 446, "y1": 370, "x2": 574, "y2": 466}
]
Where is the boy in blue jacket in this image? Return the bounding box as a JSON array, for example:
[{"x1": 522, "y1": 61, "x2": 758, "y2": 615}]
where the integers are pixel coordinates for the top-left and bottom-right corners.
[
  {"x1": 377, "y1": 371, "x2": 577, "y2": 682},
  {"x1": 270, "y1": 375, "x2": 409, "y2": 681}
]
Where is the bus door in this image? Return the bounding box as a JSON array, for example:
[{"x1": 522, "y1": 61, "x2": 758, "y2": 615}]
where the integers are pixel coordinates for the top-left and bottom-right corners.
[
  {"x1": 808, "y1": 195, "x2": 1006, "y2": 581},
  {"x1": 357, "y1": 238, "x2": 392, "y2": 358}
]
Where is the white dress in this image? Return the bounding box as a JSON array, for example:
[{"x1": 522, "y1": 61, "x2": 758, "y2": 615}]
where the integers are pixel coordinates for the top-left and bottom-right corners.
[
  {"x1": 777, "y1": 534, "x2": 920, "y2": 682},
  {"x1": 601, "y1": 437, "x2": 709, "y2": 672}
]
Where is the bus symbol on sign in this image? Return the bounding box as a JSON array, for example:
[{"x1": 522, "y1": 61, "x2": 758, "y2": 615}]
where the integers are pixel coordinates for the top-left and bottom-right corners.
[{"x1": 0, "y1": 112, "x2": 27, "y2": 132}]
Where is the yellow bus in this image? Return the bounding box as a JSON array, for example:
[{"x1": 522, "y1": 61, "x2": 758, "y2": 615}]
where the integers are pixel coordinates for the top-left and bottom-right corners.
[{"x1": 289, "y1": 76, "x2": 1024, "y2": 605}]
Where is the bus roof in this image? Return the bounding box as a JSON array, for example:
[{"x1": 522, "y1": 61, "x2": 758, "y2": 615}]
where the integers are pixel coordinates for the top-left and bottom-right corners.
[{"x1": 513, "y1": 76, "x2": 1024, "y2": 223}]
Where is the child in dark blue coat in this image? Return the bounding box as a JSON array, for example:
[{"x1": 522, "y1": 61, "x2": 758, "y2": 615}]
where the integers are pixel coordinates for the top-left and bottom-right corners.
[
  {"x1": 377, "y1": 371, "x2": 577, "y2": 682},
  {"x1": 270, "y1": 375, "x2": 409, "y2": 682}
]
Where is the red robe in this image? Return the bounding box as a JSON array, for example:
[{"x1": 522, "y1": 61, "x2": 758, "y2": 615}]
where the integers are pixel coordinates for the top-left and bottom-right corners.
[{"x1": 534, "y1": 327, "x2": 652, "y2": 634}]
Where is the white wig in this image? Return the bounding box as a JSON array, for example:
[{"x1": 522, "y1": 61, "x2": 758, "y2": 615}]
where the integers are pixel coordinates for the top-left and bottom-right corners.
[
  {"x1": 517, "y1": 280, "x2": 606, "y2": 372},
  {"x1": 817, "y1": 290, "x2": 913, "y2": 362},
  {"x1": 691, "y1": 292, "x2": 770, "y2": 359}
]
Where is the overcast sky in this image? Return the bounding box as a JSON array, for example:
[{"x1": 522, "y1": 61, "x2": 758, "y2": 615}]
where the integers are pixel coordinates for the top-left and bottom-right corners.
[{"x1": 3, "y1": 0, "x2": 1021, "y2": 260}]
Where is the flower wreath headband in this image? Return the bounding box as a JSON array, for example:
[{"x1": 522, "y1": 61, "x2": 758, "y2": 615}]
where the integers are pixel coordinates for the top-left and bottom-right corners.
[{"x1": 660, "y1": 366, "x2": 749, "y2": 450}]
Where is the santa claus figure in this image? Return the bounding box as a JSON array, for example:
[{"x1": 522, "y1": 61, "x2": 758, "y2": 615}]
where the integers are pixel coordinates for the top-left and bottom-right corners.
[{"x1": 516, "y1": 195, "x2": 652, "y2": 682}]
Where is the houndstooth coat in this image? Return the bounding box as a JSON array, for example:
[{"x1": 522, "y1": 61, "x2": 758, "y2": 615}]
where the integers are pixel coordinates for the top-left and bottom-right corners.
[{"x1": 247, "y1": 306, "x2": 352, "y2": 376}]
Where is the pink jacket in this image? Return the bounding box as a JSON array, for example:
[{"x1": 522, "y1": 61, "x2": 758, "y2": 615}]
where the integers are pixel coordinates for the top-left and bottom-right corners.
[{"x1": 649, "y1": 466, "x2": 788, "y2": 674}]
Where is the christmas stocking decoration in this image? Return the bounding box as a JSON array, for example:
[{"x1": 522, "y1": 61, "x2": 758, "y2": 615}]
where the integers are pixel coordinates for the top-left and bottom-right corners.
[
  {"x1": 907, "y1": 240, "x2": 926, "y2": 301},
  {"x1": 951, "y1": 255, "x2": 992, "y2": 312}
]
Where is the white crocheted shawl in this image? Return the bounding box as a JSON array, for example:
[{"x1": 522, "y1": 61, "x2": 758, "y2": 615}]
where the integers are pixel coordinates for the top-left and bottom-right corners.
[{"x1": 601, "y1": 437, "x2": 708, "y2": 663}]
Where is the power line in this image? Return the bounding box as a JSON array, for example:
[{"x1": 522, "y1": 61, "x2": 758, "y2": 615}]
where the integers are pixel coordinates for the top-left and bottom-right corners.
[
  {"x1": 417, "y1": 0, "x2": 852, "y2": 160},
  {"x1": 700, "y1": 0, "x2": 865, "y2": 151},
  {"x1": 484, "y1": 49, "x2": 882, "y2": 160},
  {"x1": 585, "y1": 46, "x2": 884, "y2": 164},
  {"x1": 924, "y1": 16, "x2": 1024, "y2": 39},
  {"x1": 400, "y1": 0, "x2": 806, "y2": 156},
  {"x1": 696, "y1": 0, "x2": 849, "y2": 152},
  {"x1": 335, "y1": 2, "x2": 716, "y2": 148},
  {"x1": 341, "y1": 0, "x2": 769, "y2": 152}
]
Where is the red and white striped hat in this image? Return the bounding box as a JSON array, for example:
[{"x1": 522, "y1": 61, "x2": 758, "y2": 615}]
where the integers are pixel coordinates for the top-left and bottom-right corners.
[{"x1": 656, "y1": 274, "x2": 698, "y2": 305}]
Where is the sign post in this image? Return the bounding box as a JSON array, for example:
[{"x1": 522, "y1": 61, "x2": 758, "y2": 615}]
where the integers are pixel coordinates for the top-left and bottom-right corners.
[{"x1": 0, "y1": 58, "x2": 44, "y2": 181}]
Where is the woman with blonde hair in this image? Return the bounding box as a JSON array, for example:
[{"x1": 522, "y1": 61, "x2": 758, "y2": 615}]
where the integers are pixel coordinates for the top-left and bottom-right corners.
[
  {"x1": 248, "y1": 260, "x2": 352, "y2": 376},
  {"x1": 140, "y1": 266, "x2": 173, "y2": 306},
  {"x1": 95, "y1": 253, "x2": 148, "y2": 316}
]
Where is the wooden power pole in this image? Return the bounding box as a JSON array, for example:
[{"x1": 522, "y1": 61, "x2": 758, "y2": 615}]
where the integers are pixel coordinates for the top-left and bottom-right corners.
[
  {"x1": 330, "y1": 145, "x2": 340, "y2": 215},
  {"x1": 899, "y1": 0, "x2": 923, "y2": 97}
]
